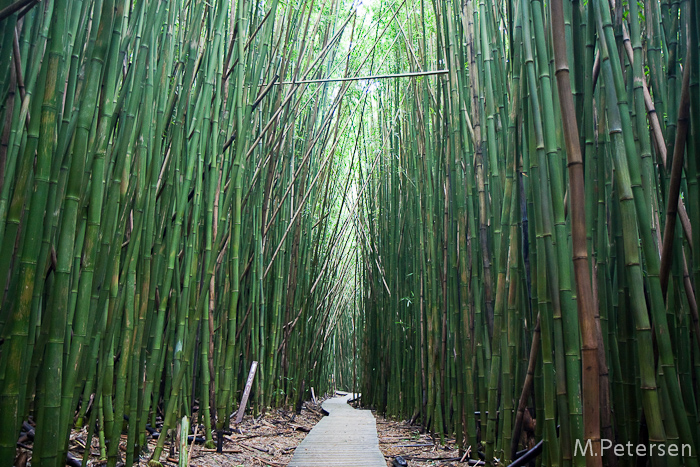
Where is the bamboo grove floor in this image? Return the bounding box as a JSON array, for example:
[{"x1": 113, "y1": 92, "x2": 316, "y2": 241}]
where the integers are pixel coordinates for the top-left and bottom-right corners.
[{"x1": 16, "y1": 393, "x2": 483, "y2": 467}]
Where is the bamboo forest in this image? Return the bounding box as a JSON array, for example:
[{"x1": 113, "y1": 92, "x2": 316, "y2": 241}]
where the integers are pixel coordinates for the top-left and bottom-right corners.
[{"x1": 0, "y1": 0, "x2": 699, "y2": 462}]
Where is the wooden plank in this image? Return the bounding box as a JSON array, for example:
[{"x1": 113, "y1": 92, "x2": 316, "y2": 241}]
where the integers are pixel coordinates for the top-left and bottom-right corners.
[
  {"x1": 234, "y1": 361, "x2": 258, "y2": 424},
  {"x1": 288, "y1": 393, "x2": 387, "y2": 467}
]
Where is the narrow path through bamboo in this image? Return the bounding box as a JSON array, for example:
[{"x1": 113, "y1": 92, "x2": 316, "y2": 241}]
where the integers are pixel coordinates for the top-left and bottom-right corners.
[{"x1": 288, "y1": 393, "x2": 387, "y2": 467}]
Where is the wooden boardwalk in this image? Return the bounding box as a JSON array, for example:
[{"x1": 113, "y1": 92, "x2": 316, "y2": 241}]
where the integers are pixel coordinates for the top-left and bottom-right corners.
[{"x1": 288, "y1": 393, "x2": 387, "y2": 467}]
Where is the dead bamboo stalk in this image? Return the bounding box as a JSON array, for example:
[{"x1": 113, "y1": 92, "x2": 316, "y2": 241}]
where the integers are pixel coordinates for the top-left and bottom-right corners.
[
  {"x1": 271, "y1": 69, "x2": 449, "y2": 85},
  {"x1": 551, "y1": 0, "x2": 602, "y2": 462},
  {"x1": 659, "y1": 44, "x2": 691, "y2": 297},
  {"x1": 234, "y1": 361, "x2": 259, "y2": 424}
]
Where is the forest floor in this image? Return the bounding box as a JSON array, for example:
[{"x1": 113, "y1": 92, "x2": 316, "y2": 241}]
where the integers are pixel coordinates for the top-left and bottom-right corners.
[
  {"x1": 18, "y1": 397, "x2": 466, "y2": 467},
  {"x1": 375, "y1": 415, "x2": 466, "y2": 467},
  {"x1": 31, "y1": 400, "x2": 327, "y2": 467},
  {"x1": 180, "y1": 400, "x2": 327, "y2": 467}
]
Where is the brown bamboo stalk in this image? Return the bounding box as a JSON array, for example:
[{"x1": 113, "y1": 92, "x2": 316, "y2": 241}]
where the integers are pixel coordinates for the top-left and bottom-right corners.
[
  {"x1": 550, "y1": 0, "x2": 601, "y2": 464},
  {"x1": 0, "y1": 0, "x2": 34, "y2": 20},
  {"x1": 511, "y1": 315, "x2": 540, "y2": 460},
  {"x1": 659, "y1": 47, "x2": 691, "y2": 297}
]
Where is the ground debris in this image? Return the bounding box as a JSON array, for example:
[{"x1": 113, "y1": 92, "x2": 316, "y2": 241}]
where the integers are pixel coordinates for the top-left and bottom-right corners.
[
  {"x1": 26, "y1": 398, "x2": 329, "y2": 467},
  {"x1": 374, "y1": 415, "x2": 466, "y2": 467},
  {"x1": 155, "y1": 401, "x2": 326, "y2": 467}
]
